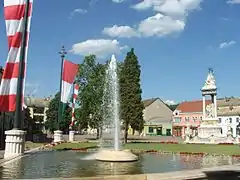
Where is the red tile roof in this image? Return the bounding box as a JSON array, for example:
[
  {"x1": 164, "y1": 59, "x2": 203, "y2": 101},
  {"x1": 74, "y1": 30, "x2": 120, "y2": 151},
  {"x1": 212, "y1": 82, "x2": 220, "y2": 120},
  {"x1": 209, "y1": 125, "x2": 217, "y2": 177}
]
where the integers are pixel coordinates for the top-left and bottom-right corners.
[{"x1": 176, "y1": 100, "x2": 211, "y2": 113}]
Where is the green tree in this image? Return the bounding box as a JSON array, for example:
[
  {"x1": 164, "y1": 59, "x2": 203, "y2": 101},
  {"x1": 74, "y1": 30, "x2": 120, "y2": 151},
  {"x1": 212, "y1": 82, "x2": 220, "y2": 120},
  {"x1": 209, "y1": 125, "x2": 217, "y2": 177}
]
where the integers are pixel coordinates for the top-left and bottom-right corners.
[
  {"x1": 167, "y1": 104, "x2": 179, "y2": 111},
  {"x1": 119, "y1": 48, "x2": 144, "y2": 143},
  {"x1": 45, "y1": 92, "x2": 71, "y2": 133},
  {"x1": 75, "y1": 55, "x2": 106, "y2": 137}
]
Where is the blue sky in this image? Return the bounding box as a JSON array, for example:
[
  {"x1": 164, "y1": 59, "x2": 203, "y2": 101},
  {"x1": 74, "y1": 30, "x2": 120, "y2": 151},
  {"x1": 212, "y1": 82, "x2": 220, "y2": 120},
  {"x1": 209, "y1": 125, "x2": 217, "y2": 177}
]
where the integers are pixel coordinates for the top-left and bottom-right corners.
[{"x1": 0, "y1": 0, "x2": 240, "y2": 104}]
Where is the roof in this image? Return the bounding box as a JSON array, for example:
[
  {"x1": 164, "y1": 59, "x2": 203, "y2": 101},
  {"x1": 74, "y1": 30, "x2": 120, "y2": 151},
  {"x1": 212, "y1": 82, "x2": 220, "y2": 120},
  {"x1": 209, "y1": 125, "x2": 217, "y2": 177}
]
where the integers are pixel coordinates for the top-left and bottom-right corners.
[
  {"x1": 176, "y1": 100, "x2": 211, "y2": 113},
  {"x1": 24, "y1": 97, "x2": 51, "y2": 108},
  {"x1": 142, "y1": 98, "x2": 158, "y2": 108},
  {"x1": 217, "y1": 98, "x2": 240, "y2": 107}
]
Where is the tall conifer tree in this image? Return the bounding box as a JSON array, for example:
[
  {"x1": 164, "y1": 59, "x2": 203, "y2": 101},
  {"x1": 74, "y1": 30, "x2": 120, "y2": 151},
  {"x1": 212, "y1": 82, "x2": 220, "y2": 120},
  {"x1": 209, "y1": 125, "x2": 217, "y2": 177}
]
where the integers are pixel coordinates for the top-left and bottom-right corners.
[{"x1": 120, "y1": 48, "x2": 144, "y2": 143}]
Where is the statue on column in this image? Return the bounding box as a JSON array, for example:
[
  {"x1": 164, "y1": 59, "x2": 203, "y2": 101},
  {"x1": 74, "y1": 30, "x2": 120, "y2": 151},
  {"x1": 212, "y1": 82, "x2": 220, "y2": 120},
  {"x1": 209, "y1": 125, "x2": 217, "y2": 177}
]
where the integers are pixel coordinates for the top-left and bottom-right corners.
[
  {"x1": 205, "y1": 104, "x2": 214, "y2": 118},
  {"x1": 202, "y1": 68, "x2": 217, "y2": 91}
]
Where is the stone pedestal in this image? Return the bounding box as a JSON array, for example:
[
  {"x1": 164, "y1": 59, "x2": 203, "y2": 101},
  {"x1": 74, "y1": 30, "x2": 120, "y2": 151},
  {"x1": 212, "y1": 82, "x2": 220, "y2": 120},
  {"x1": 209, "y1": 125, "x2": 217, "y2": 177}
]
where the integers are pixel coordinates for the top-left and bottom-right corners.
[
  {"x1": 4, "y1": 129, "x2": 26, "y2": 159},
  {"x1": 54, "y1": 130, "x2": 63, "y2": 143},
  {"x1": 69, "y1": 131, "x2": 75, "y2": 142},
  {"x1": 198, "y1": 125, "x2": 222, "y2": 138}
]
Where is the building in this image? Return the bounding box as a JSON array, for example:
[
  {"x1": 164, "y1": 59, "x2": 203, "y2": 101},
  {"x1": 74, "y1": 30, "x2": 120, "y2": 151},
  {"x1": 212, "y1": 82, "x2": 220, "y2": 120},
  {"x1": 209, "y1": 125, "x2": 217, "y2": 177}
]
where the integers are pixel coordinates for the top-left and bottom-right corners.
[
  {"x1": 142, "y1": 98, "x2": 173, "y2": 136},
  {"x1": 172, "y1": 100, "x2": 211, "y2": 137},
  {"x1": 24, "y1": 96, "x2": 51, "y2": 132},
  {"x1": 217, "y1": 98, "x2": 240, "y2": 137},
  {"x1": 172, "y1": 98, "x2": 240, "y2": 138}
]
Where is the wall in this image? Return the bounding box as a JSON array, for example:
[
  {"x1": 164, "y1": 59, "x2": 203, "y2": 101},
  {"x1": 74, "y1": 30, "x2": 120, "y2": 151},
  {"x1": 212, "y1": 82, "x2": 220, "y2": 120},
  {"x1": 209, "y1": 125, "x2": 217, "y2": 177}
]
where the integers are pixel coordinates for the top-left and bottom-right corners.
[
  {"x1": 143, "y1": 99, "x2": 173, "y2": 122},
  {"x1": 218, "y1": 116, "x2": 239, "y2": 137},
  {"x1": 172, "y1": 112, "x2": 202, "y2": 127},
  {"x1": 144, "y1": 122, "x2": 172, "y2": 136}
]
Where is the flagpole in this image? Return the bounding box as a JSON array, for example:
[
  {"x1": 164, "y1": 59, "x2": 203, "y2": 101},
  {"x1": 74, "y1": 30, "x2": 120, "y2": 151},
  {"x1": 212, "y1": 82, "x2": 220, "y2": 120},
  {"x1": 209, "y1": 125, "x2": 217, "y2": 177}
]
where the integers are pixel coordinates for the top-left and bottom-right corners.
[
  {"x1": 14, "y1": 0, "x2": 30, "y2": 129},
  {"x1": 58, "y1": 46, "x2": 67, "y2": 130}
]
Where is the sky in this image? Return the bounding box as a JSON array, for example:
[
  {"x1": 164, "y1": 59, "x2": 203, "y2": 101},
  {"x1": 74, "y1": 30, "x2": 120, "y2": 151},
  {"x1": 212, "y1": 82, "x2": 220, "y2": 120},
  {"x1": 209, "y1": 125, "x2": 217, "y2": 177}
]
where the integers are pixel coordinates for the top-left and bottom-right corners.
[{"x1": 0, "y1": 0, "x2": 240, "y2": 105}]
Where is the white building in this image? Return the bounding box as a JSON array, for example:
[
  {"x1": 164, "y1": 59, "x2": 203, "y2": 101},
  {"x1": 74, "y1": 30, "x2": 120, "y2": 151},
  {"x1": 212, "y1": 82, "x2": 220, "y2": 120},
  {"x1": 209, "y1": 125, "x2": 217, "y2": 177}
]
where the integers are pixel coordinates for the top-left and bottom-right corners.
[
  {"x1": 24, "y1": 96, "x2": 51, "y2": 132},
  {"x1": 217, "y1": 98, "x2": 240, "y2": 137}
]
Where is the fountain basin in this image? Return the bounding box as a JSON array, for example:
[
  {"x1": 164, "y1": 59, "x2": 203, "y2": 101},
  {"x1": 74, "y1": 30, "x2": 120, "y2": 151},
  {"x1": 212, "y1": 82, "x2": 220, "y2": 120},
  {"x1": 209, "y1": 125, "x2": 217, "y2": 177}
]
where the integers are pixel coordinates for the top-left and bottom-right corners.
[{"x1": 95, "y1": 149, "x2": 138, "y2": 162}]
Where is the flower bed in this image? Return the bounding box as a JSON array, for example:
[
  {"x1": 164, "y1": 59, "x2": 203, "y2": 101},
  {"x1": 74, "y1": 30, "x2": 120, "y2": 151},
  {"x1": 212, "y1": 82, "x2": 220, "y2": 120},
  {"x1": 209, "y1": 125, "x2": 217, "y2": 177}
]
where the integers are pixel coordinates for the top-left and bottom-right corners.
[
  {"x1": 218, "y1": 143, "x2": 234, "y2": 145},
  {"x1": 130, "y1": 141, "x2": 178, "y2": 144}
]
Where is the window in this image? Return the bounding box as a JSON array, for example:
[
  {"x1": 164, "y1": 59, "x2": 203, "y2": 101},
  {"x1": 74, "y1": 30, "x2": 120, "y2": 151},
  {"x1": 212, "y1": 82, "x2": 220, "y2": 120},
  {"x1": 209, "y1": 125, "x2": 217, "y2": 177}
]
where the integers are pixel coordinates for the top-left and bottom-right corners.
[
  {"x1": 33, "y1": 115, "x2": 44, "y2": 123},
  {"x1": 229, "y1": 118, "x2": 232, "y2": 123},
  {"x1": 185, "y1": 117, "x2": 190, "y2": 121},
  {"x1": 174, "y1": 117, "x2": 181, "y2": 123},
  {"x1": 218, "y1": 118, "x2": 222, "y2": 123},
  {"x1": 200, "y1": 116, "x2": 202, "y2": 120},
  {"x1": 148, "y1": 127, "x2": 154, "y2": 133},
  {"x1": 33, "y1": 107, "x2": 45, "y2": 114},
  {"x1": 236, "y1": 117, "x2": 239, "y2": 123}
]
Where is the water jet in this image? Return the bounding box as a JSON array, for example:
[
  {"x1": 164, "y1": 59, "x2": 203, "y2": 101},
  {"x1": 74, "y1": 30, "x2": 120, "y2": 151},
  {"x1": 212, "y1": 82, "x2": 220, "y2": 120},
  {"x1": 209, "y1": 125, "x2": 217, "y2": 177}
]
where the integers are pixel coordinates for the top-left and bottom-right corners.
[{"x1": 95, "y1": 54, "x2": 138, "y2": 162}]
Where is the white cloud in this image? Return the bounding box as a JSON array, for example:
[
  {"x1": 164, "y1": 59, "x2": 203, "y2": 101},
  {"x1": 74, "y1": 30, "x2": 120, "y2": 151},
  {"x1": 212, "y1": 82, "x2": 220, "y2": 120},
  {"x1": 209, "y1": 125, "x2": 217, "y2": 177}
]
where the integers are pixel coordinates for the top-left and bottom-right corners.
[
  {"x1": 165, "y1": 100, "x2": 177, "y2": 105},
  {"x1": 103, "y1": 14, "x2": 185, "y2": 38},
  {"x1": 132, "y1": 0, "x2": 202, "y2": 18},
  {"x1": 227, "y1": 0, "x2": 240, "y2": 4},
  {"x1": 70, "y1": 39, "x2": 128, "y2": 58},
  {"x1": 104, "y1": 0, "x2": 201, "y2": 38},
  {"x1": 138, "y1": 13, "x2": 185, "y2": 37},
  {"x1": 112, "y1": 0, "x2": 125, "y2": 3},
  {"x1": 69, "y1": 8, "x2": 87, "y2": 19},
  {"x1": 102, "y1": 25, "x2": 139, "y2": 38},
  {"x1": 219, "y1": 40, "x2": 236, "y2": 49}
]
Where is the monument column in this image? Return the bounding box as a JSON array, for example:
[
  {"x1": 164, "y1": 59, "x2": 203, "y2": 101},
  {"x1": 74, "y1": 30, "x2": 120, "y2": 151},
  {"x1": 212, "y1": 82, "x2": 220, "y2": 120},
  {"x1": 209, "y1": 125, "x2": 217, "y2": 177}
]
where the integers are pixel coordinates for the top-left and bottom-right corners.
[
  {"x1": 214, "y1": 95, "x2": 217, "y2": 118},
  {"x1": 202, "y1": 95, "x2": 206, "y2": 118}
]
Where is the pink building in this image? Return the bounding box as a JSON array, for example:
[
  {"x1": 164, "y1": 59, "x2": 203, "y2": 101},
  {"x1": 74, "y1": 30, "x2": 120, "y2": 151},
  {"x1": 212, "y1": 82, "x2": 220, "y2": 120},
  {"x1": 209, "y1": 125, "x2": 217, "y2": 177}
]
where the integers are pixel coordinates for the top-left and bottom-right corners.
[{"x1": 172, "y1": 100, "x2": 211, "y2": 137}]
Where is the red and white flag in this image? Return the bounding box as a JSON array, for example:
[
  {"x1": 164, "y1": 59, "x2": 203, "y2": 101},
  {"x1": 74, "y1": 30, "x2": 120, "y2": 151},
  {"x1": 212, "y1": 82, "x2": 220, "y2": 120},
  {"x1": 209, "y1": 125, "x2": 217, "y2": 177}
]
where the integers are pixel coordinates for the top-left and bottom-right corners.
[
  {"x1": 61, "y1": 60, "x2": 78, "y2": 103},
  {"x1": 0, "y1": 0, "x2": 33, "y2": 112}
]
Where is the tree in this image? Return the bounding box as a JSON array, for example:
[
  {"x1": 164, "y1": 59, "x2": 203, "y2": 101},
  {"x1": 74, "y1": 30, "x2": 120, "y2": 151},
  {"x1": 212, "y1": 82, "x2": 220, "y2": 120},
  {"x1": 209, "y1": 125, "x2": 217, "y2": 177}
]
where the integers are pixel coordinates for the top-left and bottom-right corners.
[
  {"x1": 45, "y1": 92, "x2": 71, "y2": 133},
  {"x1": 75, "y1": 55, "x2": 106, "y2": 138},
  {"x1": 119, "y1": 48, "x2": 144, "y2": 143},
  {"x1": 167, "y1": 104, "x2": 179, "y2": 111}
]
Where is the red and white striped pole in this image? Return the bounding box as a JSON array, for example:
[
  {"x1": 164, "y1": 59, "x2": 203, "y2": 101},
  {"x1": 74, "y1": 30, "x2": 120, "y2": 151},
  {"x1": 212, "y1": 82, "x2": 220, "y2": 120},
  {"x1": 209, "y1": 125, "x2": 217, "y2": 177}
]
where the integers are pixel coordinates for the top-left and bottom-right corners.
[{"x1": 69, "y1": 83, "x2": 79, "y2": 141}]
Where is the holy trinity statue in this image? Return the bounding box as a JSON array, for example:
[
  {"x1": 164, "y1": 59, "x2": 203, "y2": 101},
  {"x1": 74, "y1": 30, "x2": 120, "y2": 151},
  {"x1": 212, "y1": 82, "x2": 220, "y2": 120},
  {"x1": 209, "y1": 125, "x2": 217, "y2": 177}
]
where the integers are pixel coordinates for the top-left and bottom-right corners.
[
  {"x1": 204, "y1": 68, "x2": 216, "y2": 87},
  {"x1": 205, "y1": 104, "x2": 214, "y2": 118}
]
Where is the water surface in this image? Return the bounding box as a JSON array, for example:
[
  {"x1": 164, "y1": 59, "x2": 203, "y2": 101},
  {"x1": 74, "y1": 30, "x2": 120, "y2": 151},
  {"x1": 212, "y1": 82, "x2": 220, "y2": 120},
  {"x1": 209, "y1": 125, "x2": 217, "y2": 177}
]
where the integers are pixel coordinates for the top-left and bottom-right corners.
[{"x1": 0, "y1": 151, "x2": 239, "y2": 179}]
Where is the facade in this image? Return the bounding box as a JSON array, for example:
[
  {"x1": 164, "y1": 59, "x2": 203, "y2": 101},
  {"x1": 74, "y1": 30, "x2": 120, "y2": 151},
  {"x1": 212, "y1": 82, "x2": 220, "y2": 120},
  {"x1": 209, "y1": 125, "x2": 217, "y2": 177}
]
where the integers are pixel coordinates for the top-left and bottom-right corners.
[
  {"x1": 142, "y1": 98, "x2": 173, "y2": 136},
  {"x1": 173, "y1": 98, "x2": 240, "y2": 138},
  {"x1": 24, "y1": 97, "x2": 51, "y2": 131},
  {"x1": 217, "y1": 98, "x2": 240, "y2": 137},
  {"x1": 172, "y1": 100, "x2": 211, "y2": 137}
]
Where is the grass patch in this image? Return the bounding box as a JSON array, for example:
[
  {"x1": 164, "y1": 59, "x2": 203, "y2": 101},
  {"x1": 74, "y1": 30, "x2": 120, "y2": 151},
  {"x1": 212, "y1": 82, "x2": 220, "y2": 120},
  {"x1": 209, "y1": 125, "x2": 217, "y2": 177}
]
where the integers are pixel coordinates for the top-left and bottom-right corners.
[
  {"x1": 25, "y1": 141, "x2": 45, "y2": 149},
  {"x1": 124, "y1": 143, "x2": 240, "y2": 155},
  {"x1": 52, "y1": 142, "x2": 97, "y2": 150},
  {"x1": 52, "y1": 142, "x2": 240, "y2": 155}
]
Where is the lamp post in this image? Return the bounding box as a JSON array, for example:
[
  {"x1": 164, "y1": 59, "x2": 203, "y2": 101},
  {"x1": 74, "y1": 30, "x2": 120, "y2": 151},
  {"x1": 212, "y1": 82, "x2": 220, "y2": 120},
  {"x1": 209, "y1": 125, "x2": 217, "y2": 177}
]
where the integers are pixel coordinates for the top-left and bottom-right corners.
[
  {"x1": 57, "y1": 45, "x2": 67, "y2": 130},
  {"x1": 53, "y1": 46, "x2": 66, "y2": 143}
]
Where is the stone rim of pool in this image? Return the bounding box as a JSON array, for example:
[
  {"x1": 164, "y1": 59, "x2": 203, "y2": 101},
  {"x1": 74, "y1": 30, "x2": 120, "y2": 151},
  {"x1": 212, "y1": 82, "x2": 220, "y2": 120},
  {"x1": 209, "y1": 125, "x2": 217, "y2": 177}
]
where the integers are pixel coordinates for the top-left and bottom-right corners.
[{"x1": 95, "y1": 149, "x2": 138, "y2": 162}]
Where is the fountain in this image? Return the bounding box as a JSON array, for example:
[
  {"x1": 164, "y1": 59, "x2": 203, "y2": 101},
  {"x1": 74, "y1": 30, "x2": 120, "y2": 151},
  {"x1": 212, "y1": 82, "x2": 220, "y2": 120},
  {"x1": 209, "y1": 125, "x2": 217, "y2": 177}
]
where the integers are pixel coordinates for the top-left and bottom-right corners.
[{"x1": 94, "y1": 54, "x2": 138, "y2": 162}]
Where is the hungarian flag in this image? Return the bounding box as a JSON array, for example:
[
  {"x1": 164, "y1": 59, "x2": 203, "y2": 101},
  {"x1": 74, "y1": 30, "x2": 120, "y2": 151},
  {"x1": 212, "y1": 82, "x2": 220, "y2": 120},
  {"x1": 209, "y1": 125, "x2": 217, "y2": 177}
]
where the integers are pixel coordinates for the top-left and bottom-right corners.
[
  {"x1": 61, "y1": 60, "x2": 78, "y2": 103},
  {"x1": 0, "y1": 0, "x2": 33, "y2": 112}
]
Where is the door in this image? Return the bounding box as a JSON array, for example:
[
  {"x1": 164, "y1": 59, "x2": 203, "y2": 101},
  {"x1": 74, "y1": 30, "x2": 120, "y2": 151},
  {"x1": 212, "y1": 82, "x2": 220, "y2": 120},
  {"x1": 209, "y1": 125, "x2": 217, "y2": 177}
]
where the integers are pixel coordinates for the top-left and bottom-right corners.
[
  {"x1": 157, "y1": 127, "x2": 162, "y2": 135},
  {"x1": 166, "y1": 129, "x2": 171, "y2": 136}
]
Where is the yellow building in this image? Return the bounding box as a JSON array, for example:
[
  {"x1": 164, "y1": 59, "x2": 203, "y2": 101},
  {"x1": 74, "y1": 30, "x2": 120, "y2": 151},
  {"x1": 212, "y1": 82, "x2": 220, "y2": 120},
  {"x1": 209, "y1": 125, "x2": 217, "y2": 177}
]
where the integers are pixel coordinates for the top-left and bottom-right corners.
[{"x1": 129, "y1": 98, "x2": 173, "y2": 136}]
